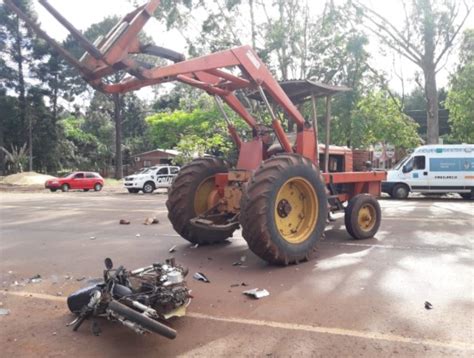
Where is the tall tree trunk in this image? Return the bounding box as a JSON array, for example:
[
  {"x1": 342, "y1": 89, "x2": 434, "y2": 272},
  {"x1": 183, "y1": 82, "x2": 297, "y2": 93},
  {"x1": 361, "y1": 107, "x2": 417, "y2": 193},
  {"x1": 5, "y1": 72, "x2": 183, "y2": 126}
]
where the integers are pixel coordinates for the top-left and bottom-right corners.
[
  {"x1": 14, "y1": 16, "x2": 30, "y2": 170},
  {"x1": 424, "y1": 65, "x2": 439, "y2": 144},
  {"x1": 113, "y1": 93, "x2": 123, "y2": 179},
  {"x1": 249, "y1": 0, "x2": 256, "y2": 49},
  {"x1": 421, "y1": 0, "x2": 439, "y2": 144}
]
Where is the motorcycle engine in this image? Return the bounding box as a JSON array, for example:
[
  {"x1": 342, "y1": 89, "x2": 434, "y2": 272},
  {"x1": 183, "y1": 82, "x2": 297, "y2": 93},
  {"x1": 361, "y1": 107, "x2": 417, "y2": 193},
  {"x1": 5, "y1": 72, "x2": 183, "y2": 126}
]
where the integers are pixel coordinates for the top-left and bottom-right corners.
[{"x1": 134, "y1": 262, "x2": 190, "y2": 315}]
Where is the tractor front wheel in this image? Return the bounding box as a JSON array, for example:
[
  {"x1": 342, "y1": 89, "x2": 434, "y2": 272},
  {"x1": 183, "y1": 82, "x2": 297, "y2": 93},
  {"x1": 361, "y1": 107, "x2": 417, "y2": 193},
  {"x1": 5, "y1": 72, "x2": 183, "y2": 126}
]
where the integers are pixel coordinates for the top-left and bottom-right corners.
[
  {"x1": 240, "y1": 154, "x2": 328, "y2": 265},
  {"x1": 166, "y1": 157, "x2": 236, "y2": 245},
  {"x1": 344, "y1": 194, "x2": 381, "y2": 240}
]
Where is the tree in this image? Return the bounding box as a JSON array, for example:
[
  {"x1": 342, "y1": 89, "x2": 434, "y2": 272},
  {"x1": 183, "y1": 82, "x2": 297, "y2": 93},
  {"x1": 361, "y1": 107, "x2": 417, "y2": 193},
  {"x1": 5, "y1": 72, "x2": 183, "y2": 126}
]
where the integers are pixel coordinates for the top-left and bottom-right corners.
[
  {"x1": 0, "y1": 0, "x2": 45, "y2": 170},
  {"x1": 350, "y1": 91, "x2": 421, "y2": 149},
  {"x1": 0, "y1": 143, "x2": 27, "y2": 174},
  {"x1": 352, "y1": 0, "x2": 472, "y2": 144},
  {"x1": 446, "y1": 29, "x2": 474, "y2": 143}
]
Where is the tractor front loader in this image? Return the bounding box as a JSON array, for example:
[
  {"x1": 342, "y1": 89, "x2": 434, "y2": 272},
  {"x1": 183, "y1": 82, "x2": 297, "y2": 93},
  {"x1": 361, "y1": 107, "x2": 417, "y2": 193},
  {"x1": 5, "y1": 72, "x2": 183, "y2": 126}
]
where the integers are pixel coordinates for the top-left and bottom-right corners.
[{"x1": 6, "y1": 0, "x2": 386, "y2": 265}]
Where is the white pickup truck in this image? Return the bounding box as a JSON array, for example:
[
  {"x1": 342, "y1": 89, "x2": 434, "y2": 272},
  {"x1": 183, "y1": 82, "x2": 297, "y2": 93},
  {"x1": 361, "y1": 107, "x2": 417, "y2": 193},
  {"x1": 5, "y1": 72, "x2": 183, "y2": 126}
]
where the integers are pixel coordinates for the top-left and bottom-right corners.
[{"x1": 123, "y1": 165, "x2": 180, "y2": 193}]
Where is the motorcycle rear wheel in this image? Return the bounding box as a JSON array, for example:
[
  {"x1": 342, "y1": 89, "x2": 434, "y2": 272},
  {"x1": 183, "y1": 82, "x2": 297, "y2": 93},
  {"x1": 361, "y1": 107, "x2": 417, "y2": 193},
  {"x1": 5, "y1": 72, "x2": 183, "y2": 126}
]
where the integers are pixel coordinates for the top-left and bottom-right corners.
[{"x1": 108, "y1": 300, "x2": 177, "y2": 339}]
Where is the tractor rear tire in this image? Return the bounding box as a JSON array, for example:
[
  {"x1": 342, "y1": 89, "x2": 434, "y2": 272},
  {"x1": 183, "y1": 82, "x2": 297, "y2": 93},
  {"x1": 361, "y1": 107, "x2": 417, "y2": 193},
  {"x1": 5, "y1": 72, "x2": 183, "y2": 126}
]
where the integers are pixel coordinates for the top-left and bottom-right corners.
[
  {"x1": 239, "y1": 154, "x2": 328, "y2": 265},
  {"x1": 344, "y1": 194, "x2": 381, "y2": 240},
  {"x1": 166, "y1": 157, "x2": 236, "y2": 245}
]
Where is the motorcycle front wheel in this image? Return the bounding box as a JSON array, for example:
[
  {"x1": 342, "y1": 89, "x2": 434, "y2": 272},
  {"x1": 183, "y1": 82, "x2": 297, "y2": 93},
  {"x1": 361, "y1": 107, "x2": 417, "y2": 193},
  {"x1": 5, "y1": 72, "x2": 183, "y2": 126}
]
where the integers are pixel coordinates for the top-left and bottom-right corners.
[{"x1": 108, "y1": 300, "x2": 177, "y2": 339}]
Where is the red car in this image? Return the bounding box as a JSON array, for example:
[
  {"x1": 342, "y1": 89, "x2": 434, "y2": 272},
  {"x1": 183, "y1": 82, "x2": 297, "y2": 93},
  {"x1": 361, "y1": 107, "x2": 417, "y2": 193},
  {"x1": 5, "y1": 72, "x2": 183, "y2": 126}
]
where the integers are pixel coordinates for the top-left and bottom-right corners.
[{"x1": 45, "y1": 172, "x2": 104, "y2": 192}]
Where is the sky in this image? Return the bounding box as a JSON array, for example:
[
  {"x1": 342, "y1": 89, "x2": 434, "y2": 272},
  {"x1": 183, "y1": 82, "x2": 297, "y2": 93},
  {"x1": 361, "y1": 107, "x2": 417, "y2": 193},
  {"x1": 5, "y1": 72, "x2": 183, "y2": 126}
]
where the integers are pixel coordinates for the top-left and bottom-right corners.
[{"x1": 33, "y1": 0, "x2": 474, "y2": 103}]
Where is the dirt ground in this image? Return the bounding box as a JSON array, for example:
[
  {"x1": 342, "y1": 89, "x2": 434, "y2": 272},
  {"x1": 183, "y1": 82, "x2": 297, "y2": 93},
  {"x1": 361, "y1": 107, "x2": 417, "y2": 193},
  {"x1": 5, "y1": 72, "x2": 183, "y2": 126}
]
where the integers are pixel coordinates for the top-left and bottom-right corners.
[{"x1": 0, "y1": 189, "x2": 473, "y2": 357}]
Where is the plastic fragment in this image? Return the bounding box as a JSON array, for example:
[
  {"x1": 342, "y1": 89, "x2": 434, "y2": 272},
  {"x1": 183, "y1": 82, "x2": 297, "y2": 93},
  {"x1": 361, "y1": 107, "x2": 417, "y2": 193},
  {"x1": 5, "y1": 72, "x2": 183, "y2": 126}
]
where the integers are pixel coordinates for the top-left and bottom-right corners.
[
  {"x1": 193, "y1": 272, "x2": 210, "y2": 283},
  {"x1": 424, "y1": 301, "x2": 433, "y2": 310},
  {"x1": 0, "y1": 308, "x2": 10, "y2": 316},
  {"x1": 90, "y1": 236, "x2": 96, "y2": 240},
  {"x1": 169, "y1": 245, "x2": 177, "y2": 253},
  {"x1": 119, "y1": 219, "x2": 130, "y2": 225},
  {"x1": 191, "y1": 243, "x2": 199, "y2": 249},
  {"x1": 243, "y1": 288, "x2": 270, "y2": 299}
]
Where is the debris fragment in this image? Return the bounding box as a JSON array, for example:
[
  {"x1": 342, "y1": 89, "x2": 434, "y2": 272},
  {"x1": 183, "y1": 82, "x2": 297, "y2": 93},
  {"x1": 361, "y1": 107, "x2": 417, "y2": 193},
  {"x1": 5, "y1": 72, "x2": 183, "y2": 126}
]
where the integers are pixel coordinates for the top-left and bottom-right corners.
[
  {"x1": 64, "y1": 275, "x2": 72, "y2": 280},
  {"x1": 232, "y1": 261, "x2": 242, "y2": 266},
  {"x1": 240, "y1": 255, "x2": 247, "y2": 263},
  {"x1": 7, "y1": 271, "x2": 13, "y2": 274},
  {"x1": 29, "y1": 274, "x2": 42, "y2": 283},
  {"x1": 52, "y1": 332, "x2": 57, "y2": 336},
  {"x1": 76, "y1": 276, "x2": 86, "y2": 282},
  {"x1": 230, "y1": 283, "x2": 240, "y2": 288},
  {"x1": 89, "y1": 236, "x2": 96, "y2": 240},
  {"x1": 169, "y1": 245, "x2": 177, "y2": 253},
  {"x1": 241, "y1": 282, "x2": 249, "y2": 287},
  {"x1": 56, "y1": 292, "x2": 63, "y2": 296},
  {"x1": 424, "y1": 301, "x2": 433, "y2": 310},
  {"x1": 243, "y1": 288, "x2": 270, "y2": 299},
  {"x1": 191, "y1": 243, "x2": 199, "y2": 249},
  {"x1": 0, "y1": 308, "x2": 10, "y2": 316},
  {"x1": 119, "y1": 219, "x2": 130, "y2": 225},
  {"x1": 136, "y1": 233, "x2": 141, "y2": 237},
  {"x1": 193, "y1": 272, "x2": 210, "y2": 283},
  {"x1": 144, "y1": 217, "x2": 159, "y2": 225}
]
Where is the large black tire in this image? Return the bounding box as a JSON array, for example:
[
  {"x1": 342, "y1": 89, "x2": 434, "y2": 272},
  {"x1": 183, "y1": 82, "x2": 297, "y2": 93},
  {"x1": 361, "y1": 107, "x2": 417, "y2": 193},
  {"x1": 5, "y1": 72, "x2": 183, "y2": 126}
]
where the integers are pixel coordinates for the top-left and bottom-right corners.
[
  {"x1": 142, "y1": 181, "x2": 155, "y2": 194},
  {"x1": 344, "y1": 194, "x2": 381, "y2": 240},
  {"x1": 61, "y1": 184, "x2": 69, "y2": 192},
  {"x1": 166, "y1": 157, "x2": 236, "y2": 244},
  {"x1": 239, "y1": 154, "x2": 328, "y2": 265},
  {"x1": 108, "y1": 300, "x2": 176, "y2": 339},
  {"x1": 392, "y1": 183, "x2": 409, "y2": 199}
]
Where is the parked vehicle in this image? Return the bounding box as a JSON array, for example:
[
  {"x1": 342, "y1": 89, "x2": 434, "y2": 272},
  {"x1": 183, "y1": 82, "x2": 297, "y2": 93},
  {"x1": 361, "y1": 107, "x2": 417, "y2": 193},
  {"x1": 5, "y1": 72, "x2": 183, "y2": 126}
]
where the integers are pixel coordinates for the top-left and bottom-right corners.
[
  {"x1": 123, "y1": 165, "x2": 180, "y2": 193},
  {"x1": 67, "y1": 257, "x2": 190, "y2": 338},
  {"x1": 45, "y1": 172, "x2": 104, "y2": 192},
  {"x1": 382, "y1": 144, "x2": 474, "y2": 199}
]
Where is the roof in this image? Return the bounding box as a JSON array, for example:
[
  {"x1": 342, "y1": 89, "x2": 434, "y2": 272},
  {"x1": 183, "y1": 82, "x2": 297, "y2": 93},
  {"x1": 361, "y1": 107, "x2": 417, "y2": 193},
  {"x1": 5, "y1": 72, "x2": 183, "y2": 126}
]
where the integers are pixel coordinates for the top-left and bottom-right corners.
[
  {"x1": 248, "y1": 79, "x2": 351, "y2": 104},
  {"x1": 131, "y1": 148, "x2": 180, "y2": 157}
]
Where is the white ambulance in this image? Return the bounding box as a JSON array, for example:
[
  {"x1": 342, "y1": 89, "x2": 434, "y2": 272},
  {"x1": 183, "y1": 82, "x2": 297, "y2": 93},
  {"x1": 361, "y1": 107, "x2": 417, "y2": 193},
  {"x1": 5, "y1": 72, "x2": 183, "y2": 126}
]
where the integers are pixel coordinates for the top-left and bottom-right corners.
[{"x1": 382, "y1": 144, "x2": 474, "y2": 199}]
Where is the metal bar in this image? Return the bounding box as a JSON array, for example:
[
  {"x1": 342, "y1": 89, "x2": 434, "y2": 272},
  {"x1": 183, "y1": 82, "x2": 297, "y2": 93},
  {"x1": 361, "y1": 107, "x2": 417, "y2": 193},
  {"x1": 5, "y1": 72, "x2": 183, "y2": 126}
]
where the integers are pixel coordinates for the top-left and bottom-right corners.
[
  {"x1": 214, "y1": 96, "x2": 232, "y2": 126},
  {"x1": 214, "y1": 96, "x2": 242, "y2": 148},
  {"x1": 3, "y1": 0, "x2": 94, "y2": 77},
  {"x1": 206, "y1": 69, "x2": 251, "y2": 88},
  {"x1": 176, "y1": 75, "x2": 230, "y2": 96},
  {"x1": 258, "y1": 86, "x2": 293, "y2": 153},
  {"x1": 140, "y1": 44, "x2": 185, "y2": 62},
  {"x1": 38, "y1": 0, "x2": 104, "y2": 60},
  {"x1": 324, "y1": 96, "x2": 332, "y2": 173},
  {"x1": 311, "y1": 94, "x2": 319, "y2": 166}
]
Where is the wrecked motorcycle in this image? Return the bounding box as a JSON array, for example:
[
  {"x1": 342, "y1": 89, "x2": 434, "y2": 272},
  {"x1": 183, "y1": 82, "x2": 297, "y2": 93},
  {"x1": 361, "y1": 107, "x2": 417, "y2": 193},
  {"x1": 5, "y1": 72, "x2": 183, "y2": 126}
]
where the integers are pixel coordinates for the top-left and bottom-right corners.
[{"x1": 67, "y1": 258, "x2": 191, "y2": 339}]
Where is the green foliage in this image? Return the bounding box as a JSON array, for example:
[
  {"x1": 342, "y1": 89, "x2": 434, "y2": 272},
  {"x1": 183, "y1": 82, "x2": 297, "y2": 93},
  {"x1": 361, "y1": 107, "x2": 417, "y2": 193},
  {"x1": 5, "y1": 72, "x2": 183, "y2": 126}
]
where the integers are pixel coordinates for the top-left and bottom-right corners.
[
  {"x1": 446, "y1": 30, "x2": 474, "y2": 144},
  {"x1": 350, "y1": 92, "x2": 421, "y2": 149},
  {"x1": 0, "y1": 143, "x2": 28, "y2": 173},
  {"x1": 147, "y1": 95, "x2": 244, "y2": 164}
]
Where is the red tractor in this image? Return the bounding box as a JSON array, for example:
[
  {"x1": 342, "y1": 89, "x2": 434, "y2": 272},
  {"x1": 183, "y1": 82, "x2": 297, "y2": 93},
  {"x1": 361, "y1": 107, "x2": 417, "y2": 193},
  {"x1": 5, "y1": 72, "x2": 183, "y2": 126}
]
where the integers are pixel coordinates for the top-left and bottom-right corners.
[{"x1": 7, "y1": 0, "x2": 386, "y2": 265}]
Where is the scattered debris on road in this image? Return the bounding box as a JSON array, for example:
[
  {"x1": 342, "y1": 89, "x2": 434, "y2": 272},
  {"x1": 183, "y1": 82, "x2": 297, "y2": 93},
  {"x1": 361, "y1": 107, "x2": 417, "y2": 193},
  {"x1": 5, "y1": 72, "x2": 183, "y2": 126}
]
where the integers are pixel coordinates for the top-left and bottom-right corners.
[
  {"x1": 191, "y1": 243, "x2": 199, "y2": 249},
  {"x1": 89, "y1": 236, "x2": 96, "y2": 240},
  {"x1": 169, "y1": 245, "x2": 177, "y2": 253},
  {"x1": 76, "y1": 276, "x2": 86, "y2": 282},
  {"x1": 243, "y1": 288, "x2": 269, "y2": 299},
  {"x1": 56, "y1": 292, "x2": 63, "y2": 296},
  {"x1": 144, "y1": 217, "x2": 159, "y2": 225},
  {"x1": 0, "y1": 308, "x2": 10, "y2": 316},
  {"x1": 136, "y1": 233, "x2": 141, "y2": 237},
  {"x1": 232, "y1": 261, "x2": 242, "y2": 266},
  {"x1": 119, "y1": 219, "x2": 130, "y2": 225},
  {"x1": 424, "y1": 301, "x2": 433, "y2": 310},
  {"x1": 193, "y1": 272, "x2": 210, "y2": 283}
]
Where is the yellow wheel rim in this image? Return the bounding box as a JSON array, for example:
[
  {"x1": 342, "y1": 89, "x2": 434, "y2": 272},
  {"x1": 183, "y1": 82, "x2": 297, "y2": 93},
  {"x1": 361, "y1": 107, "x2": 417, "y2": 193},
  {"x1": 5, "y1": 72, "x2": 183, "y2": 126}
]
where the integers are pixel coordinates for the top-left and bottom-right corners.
[
  {"x1": 274, "y1": 177, "x2": 318, "y2": 244},
  {"x1": 194, "y1": 176, "x2": 215, "y2": 215},
  {"x1": 357, "y1": 204, "x2": 376, "y2": 232}
]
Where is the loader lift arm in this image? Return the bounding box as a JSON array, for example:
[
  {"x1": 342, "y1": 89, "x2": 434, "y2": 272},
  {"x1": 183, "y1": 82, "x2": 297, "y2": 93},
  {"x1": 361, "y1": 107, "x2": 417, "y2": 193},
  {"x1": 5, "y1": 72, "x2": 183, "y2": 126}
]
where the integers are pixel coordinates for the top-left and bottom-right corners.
[{"x1": 4, "y1": 0, "x2": 314, "y2": 163}]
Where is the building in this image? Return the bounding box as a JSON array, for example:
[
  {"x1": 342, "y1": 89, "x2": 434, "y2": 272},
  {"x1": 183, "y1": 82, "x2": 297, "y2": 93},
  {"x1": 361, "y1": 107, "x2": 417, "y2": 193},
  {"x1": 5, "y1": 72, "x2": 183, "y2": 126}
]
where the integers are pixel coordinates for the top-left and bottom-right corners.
[{"x1": 130, "y1": 149, "x2": 179, "y2": 172}]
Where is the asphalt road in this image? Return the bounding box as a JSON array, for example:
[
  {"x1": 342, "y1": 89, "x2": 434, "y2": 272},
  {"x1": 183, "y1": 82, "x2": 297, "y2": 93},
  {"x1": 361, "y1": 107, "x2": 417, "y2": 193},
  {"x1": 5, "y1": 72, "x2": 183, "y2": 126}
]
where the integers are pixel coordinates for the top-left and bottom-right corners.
[{"x1": 0, "y1": 190, "x2": 473, "y2": 357}]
